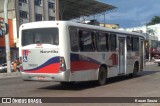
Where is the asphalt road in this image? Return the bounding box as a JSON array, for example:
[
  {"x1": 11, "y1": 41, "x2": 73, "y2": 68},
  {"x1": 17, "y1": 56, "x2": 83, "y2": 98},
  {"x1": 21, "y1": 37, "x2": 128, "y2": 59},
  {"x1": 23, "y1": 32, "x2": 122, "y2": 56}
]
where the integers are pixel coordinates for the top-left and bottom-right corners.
[{"x1": 0, "y1": 64, "x2": 160, "y2": 106}]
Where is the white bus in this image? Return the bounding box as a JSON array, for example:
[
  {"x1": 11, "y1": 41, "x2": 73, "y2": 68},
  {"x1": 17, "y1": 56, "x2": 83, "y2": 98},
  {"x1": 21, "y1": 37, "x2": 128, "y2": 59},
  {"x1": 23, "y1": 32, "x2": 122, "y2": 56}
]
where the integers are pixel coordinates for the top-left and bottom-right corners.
[{"x1": 19, "y1": 21, "x2": 145, "y2": 85}]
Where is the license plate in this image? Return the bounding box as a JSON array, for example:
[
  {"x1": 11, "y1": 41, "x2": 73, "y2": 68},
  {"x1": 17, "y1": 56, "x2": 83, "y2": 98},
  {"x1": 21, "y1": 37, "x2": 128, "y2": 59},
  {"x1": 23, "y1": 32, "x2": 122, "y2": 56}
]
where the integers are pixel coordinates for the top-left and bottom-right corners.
[{"x1": 38, "y1": 76, "x2": 45, "y2": 80}]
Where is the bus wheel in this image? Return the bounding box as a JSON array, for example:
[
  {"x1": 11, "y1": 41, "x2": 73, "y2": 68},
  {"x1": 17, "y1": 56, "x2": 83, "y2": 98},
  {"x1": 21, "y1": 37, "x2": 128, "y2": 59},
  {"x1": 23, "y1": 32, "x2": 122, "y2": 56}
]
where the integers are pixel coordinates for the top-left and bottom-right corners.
[
  {"x1": 98, "y1": 67, "x2": 107, "y2": 86},
  {"x1": 158, "y1": 63, "x2": 160, "y2": 66},
  {"x1": 129, "y1": 63, "x2": 139, "y2": 77}
]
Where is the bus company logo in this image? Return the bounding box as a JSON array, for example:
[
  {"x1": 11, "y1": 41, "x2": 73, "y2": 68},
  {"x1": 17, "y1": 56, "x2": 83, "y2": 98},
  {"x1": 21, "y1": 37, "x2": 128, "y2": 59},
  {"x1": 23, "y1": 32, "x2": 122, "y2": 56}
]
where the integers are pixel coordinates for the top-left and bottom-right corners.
[
  {"x1": 22, "y1": 50, "x2": 31, "y2": 56},
  {"x1": 40, "y1": 50, "x2": 58, "y2": 53},
  {"x1": 22, "y1": 50, "x2": 31, "y2": 62}
]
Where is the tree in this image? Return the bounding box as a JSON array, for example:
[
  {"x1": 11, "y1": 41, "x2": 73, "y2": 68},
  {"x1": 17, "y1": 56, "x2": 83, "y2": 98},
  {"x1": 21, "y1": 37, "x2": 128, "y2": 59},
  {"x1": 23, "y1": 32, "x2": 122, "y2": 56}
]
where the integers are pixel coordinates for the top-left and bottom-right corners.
[{"x1": 147, "y1": 16, "x2": 160, "y2": 26}]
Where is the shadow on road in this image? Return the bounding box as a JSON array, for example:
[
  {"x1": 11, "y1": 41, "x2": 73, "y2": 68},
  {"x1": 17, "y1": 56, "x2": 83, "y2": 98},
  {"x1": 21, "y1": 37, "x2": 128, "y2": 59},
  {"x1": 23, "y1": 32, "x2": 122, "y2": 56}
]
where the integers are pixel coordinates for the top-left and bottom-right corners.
[
  {"x1": 38, "y1": 81, "x2": 99, "y2": 91},
  {"x1": 38, "y1": 70, "x2": 160, "y2": 91}
]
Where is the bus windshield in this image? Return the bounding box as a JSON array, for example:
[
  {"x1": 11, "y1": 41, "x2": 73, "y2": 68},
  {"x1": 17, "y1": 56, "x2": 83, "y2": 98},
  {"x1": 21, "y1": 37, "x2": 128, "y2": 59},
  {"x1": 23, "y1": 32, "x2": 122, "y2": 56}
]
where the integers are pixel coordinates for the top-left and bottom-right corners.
[{"x1": 21, "y1": 28, "x2": 59, "y2": 46}]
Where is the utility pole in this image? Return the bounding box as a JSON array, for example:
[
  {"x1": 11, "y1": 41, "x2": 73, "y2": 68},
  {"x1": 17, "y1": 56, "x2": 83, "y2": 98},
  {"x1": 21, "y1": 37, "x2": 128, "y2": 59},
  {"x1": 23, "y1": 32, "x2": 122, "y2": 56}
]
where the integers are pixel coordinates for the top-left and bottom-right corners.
[
  {"x1": 146, "y1": 25, "x2": 151, "y2": 62},
  {"x1": 4, "y1": 0, "x2": 11, "y2": 73},
  {"x1": 55, "y1": 0, "x2": 60, "y2": 20}
]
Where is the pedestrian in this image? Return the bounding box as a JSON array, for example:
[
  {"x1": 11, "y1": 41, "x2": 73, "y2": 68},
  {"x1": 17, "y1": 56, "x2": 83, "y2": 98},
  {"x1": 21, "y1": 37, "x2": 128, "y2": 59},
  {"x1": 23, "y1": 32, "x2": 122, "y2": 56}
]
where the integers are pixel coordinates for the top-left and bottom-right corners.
[{"x1": 13, "y1": 60, "x2": 17, "y2": 72}]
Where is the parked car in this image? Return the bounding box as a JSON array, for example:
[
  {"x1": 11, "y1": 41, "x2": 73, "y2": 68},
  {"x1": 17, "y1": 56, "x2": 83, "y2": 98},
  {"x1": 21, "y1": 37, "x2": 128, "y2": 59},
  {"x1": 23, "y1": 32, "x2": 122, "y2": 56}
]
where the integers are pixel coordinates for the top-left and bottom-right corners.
[{"x1": 0, "y1": 63, "x2": 14, "y2": 73}]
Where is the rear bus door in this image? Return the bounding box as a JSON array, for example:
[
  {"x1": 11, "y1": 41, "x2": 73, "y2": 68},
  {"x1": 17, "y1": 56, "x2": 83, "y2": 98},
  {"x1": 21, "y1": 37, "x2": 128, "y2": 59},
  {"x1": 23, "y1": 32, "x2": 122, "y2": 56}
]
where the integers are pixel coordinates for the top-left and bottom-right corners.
[{"x1": 118, "y1": 37, "x2": 126, "y2": 74}]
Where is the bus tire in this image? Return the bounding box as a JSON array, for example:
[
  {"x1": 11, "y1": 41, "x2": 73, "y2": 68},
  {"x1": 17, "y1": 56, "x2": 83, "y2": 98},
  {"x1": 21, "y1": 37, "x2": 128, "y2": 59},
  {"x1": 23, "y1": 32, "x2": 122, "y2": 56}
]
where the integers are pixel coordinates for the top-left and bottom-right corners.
[
  {"x1": 98, "y1": 67, "x2": 107, "y2": 86},
  {"x1": 129, "y1": 62, "x2": 139, "y2": 77},
  {"x1": 158, "y1": 63, "x2": 160, "y2": 66}
]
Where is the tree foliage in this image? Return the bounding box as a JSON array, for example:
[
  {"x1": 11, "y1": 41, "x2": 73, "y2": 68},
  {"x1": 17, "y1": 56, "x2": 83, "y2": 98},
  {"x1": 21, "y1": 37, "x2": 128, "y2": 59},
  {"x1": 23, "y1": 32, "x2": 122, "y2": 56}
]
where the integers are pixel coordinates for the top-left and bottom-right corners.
[{"x1": 147, "y1": 16, "x2": 160, "y2": 26}]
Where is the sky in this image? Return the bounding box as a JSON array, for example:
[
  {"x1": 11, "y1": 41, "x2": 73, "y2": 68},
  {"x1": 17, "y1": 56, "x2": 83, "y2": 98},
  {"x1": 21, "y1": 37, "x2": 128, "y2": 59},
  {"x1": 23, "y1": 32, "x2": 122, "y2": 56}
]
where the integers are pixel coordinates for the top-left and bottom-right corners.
[{"x1": 96, "y1": 0, "x2": 160, "y2": 28}]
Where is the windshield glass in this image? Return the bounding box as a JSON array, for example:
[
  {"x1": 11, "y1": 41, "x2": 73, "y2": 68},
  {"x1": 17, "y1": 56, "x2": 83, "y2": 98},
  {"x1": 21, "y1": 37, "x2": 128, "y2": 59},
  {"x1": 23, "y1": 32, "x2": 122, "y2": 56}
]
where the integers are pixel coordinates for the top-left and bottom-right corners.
[{"x1": 22, "y1": 28, "x2": 59, "y2": 46}]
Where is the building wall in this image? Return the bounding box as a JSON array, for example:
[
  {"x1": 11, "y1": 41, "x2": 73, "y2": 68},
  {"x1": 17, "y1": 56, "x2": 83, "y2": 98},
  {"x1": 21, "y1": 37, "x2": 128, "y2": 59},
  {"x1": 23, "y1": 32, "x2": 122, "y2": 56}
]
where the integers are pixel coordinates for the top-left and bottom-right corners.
[
  {"x1": 17, "y1": 0, "x2": 55, "y2": 24},
  {"x1": 0, "y1": 0, "x2": 16, "y2": 19}
]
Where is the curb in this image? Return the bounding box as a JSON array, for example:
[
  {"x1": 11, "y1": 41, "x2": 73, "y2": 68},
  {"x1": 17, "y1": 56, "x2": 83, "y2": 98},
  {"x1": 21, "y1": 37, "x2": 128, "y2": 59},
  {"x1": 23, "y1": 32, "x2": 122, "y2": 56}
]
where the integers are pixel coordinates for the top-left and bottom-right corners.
[{"x1": 0, "y1": 72, "x2": 20, "y2": 79}]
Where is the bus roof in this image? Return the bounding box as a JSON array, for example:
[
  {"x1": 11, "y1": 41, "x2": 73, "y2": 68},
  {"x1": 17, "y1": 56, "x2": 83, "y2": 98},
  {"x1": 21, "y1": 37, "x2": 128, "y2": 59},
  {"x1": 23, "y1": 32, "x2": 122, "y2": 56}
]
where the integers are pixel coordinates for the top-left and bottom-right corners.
[{"x1": 20, "y1": 21, "x2": 145, "y2": 39}]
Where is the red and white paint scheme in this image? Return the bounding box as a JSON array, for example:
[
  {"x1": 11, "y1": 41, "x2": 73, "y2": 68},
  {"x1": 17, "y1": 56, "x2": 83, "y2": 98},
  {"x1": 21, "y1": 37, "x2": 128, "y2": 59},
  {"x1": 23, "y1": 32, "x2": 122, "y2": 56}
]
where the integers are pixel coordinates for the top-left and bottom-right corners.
[{"x1": 19, "y1": 21, "x2": 145, "y2": 85}]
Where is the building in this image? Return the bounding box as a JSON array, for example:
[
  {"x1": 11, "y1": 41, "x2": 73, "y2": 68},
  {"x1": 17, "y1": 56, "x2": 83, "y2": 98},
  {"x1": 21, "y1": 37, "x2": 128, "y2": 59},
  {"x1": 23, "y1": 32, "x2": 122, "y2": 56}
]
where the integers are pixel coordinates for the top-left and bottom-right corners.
[{"x1": 99, "y1": 23, "x2": 120, "y2": 29}]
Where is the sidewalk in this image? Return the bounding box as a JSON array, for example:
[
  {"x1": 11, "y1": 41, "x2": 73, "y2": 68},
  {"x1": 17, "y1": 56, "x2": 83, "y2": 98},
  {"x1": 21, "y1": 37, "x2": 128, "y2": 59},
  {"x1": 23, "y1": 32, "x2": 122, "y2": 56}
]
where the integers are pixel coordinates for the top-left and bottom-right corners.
[
  {"x1": 0, "y1": 72, "x2": 20, "y2": 79},
  {"x1": 145, "y1": 61, "x2": 156, "y2": 65},
  {"x1": 145, "y1": 59, "x2": 156, "y2": 65}
]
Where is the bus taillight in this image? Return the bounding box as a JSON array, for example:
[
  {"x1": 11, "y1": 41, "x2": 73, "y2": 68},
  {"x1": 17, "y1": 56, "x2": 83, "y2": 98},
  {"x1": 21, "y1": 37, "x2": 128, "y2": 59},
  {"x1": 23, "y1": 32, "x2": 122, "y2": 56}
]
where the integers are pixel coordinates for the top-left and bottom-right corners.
[{"x1": 60, "y1": 57, "x2": 66, "y2": 71}]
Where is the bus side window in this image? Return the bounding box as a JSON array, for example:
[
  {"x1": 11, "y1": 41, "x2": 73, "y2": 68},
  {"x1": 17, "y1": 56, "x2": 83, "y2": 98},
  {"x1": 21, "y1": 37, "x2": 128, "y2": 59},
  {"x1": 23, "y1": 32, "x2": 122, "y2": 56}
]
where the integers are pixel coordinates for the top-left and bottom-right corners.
[
  {"x1": 106, "y1": 33, "x2": 109, "y2": 51},
  {"x1": 79, "y1": 30, "x2": 95, "y2": 52},
  {"x1": 69, "y1": 28, "x2": 79, "y2": 52},
  {"x1": 79, "y1": 30, "x2": 83, "y2": 51},
  {"x1": 127, "y1": 36, "x2": 131, "y2": 51},
  {"x1": 131, "y1": 37, "x2": 139, "y2": 51},
  {"x1": 91, "y1": 32, "x2": 97, "y2": 51},
  {"x1": 110, "y1": 34, "x2": 117, "y2": 51},
  {"x1": 97, "y1": 32, "x2": 109, "y2": 52}
]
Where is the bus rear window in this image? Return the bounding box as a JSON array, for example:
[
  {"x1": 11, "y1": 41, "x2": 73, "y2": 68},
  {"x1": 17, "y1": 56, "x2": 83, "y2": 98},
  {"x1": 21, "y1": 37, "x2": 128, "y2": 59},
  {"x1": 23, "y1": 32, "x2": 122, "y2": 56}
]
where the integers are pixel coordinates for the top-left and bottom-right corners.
[{"x1": 21, "y1": 28, "x2": 59, "y2": 46}]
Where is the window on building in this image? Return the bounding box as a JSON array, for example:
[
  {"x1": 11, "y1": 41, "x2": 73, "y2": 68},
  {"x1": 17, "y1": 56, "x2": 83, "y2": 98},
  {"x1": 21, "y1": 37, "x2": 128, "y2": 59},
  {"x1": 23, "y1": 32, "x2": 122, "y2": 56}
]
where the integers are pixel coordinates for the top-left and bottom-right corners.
[
  {"x1": 48, "y1": 2, "x2": 55, "y2": 9},
  {"x1": 20, "y1": 11, "x2": 28, "y2": 19},
  {"x1": 35, "y1": 14, "x2": 42, "y2": 21},
  {"x1": 49, "y1": 16, "x2": 55, "y2": 20},
  {"x1": 35, "y1": 0, "x2": 42, "y2": 6}
]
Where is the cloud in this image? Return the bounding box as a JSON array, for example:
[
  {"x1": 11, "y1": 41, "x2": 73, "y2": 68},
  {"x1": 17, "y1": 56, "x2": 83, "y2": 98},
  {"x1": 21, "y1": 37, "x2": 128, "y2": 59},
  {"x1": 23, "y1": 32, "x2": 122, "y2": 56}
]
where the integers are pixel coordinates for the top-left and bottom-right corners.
[
  {"x1": 97, "y1": 2, "x2": 160, "y2": 27},
  {"x1": 104, "y1": 7, "x2": 150, "y2": 21},
  {"x1": 96, "y1": 0, "x2": 160, "y2": 28}
]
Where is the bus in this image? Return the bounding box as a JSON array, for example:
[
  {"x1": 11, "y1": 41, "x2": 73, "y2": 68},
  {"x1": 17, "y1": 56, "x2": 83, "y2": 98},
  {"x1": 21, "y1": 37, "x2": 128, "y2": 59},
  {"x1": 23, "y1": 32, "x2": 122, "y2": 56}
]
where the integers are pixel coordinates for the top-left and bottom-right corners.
[{"x1": 19, "y1": 21, "x2": 145, "y2": 85}]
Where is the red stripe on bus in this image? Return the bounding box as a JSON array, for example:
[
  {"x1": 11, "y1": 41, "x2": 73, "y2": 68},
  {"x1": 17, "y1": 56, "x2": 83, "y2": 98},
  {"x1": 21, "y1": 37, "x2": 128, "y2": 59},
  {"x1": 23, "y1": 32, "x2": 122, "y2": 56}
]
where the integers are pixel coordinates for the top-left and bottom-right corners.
[
  {"x1": 71, "y1": 61, "x2": 99, "y2": 72},
  {"x1": 24, "y1": 63, "x2": 60, "y2": 73}
]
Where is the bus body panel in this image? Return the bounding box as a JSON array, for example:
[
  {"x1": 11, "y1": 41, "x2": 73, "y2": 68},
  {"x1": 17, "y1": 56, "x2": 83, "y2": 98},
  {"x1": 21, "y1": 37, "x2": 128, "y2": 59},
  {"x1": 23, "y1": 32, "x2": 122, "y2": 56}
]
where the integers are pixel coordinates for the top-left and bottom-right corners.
[
  {"x1": 22, "y1": 47, "x2": 60, "y2": 73},
  {"x1": 69, "y1": 52, "x2": 119, "y2": 81}
]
